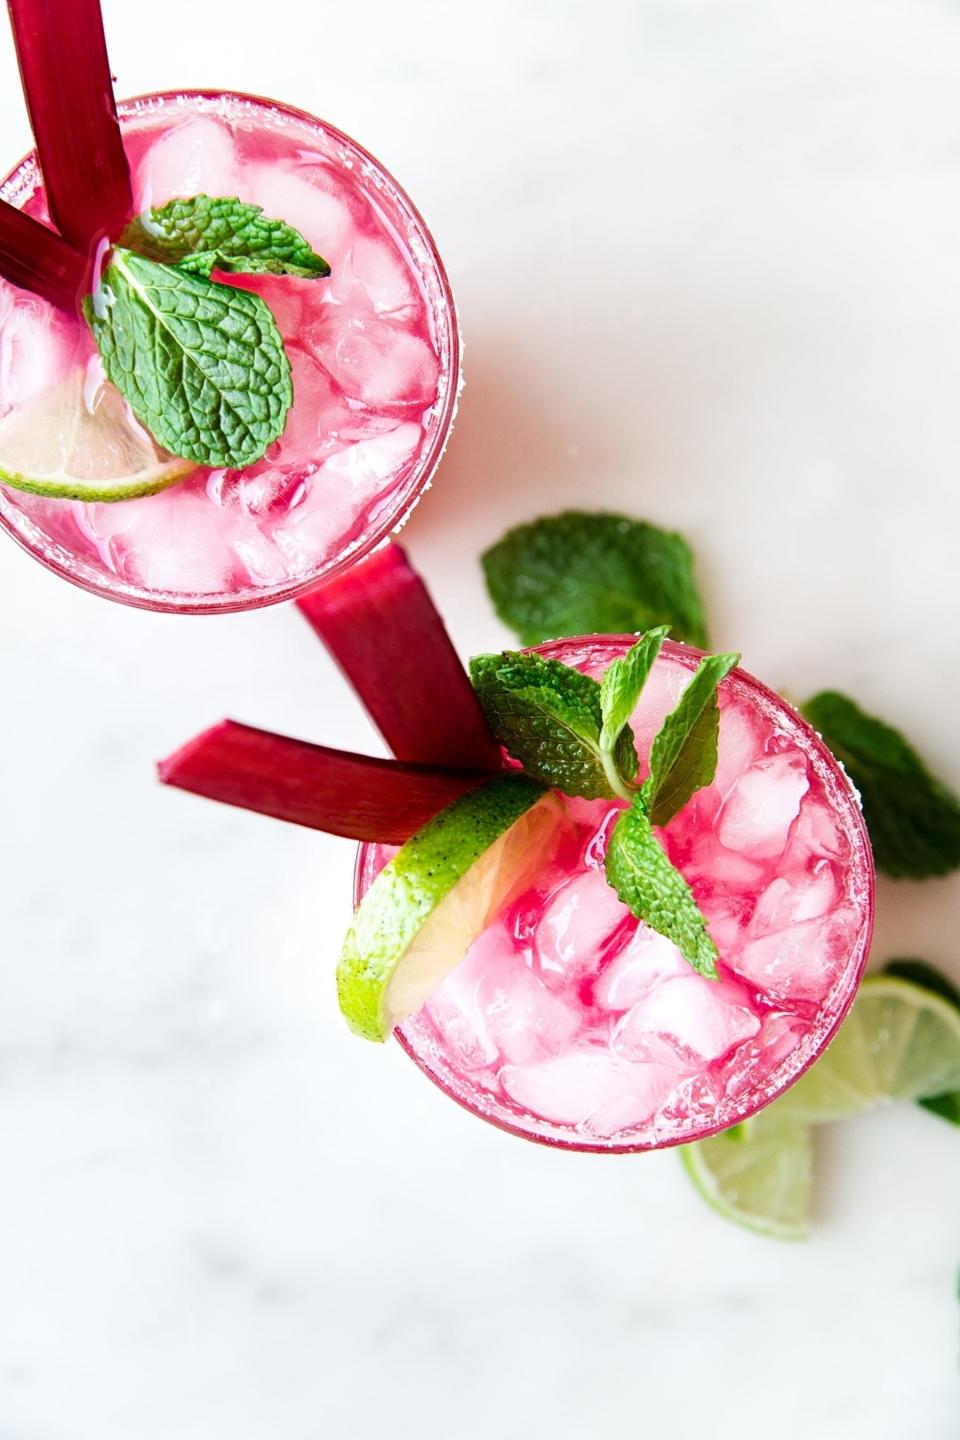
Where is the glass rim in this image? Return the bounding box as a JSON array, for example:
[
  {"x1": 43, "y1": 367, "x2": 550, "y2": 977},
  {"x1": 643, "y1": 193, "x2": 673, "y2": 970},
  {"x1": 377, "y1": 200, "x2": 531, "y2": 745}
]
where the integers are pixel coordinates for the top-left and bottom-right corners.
[
  {"x1": 354, "y1": 634, "x2": 876, "y2": 1154},
  {"x1": 0, "y1": 88, "x2": 461, "y2": 615}
]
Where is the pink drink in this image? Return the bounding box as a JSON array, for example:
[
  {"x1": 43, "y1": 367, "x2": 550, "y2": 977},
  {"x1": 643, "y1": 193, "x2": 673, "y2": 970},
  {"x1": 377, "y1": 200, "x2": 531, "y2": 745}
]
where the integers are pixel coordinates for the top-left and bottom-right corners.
[
  {"x1": 0, "y1": 92, "x2": 459, "y2": 612},
  {"x1": 357, "y1": 637, "x2": 875, "y2": 1151}
]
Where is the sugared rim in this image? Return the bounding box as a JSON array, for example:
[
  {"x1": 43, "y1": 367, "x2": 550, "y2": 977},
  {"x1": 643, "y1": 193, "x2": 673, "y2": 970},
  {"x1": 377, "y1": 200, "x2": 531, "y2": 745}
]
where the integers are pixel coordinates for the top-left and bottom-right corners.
[
  {"x1": 0, "y1": 89, "x2": 461, "y2": 615},
  {"x1": 356, "y1": 635, "x2": 876, "y2": 1153}
]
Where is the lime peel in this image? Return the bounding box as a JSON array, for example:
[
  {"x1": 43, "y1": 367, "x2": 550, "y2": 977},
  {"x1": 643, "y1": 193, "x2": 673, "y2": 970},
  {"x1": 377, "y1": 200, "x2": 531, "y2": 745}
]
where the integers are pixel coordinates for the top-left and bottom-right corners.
[
  {"x1": 0, "y1": 370, "x2": 195, "y2": 501},
  {"x1": 338, "y1": 774, "x2": 563, "y2": 1042},
  {"x1": 681, "y1": 1115, "x2": 813, "y2": 1241}
]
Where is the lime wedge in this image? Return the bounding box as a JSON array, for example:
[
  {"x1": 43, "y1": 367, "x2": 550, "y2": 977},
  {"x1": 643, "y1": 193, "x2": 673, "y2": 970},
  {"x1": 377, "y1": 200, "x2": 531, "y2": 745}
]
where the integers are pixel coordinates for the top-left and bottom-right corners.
[
  {"x1": 338, "y1": 773, "x2": 562, "y2": 1042},
  {"x1": 775, "y1": 975, "x2": 960, "y2": 1124},
  {"x1": 0, "y1": 371, "x2": 195, "y2": 501},
  {"x1": 680, "y1": 1114, "x2": 813, "y2": 1241},
  {"x1": 681, "y1": 972, "x2": 960, "y2": 1239}
]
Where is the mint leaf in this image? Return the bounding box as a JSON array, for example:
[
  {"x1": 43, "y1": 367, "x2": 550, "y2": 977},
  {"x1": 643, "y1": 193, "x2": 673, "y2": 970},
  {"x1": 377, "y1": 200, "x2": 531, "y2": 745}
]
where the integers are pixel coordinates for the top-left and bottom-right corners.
[
  {"x1": 802, "y1": 691, "x2": 960, "y2": 879},
  {"x1": 884, "y1": 958, "x2": 960, "y2": 1126},
  {"x1": 645, "y1": 652, "x2": 740, "y2": 828},
  {"x1": 884, "y1": 958, "x2": 960, "y2": 1010},
  {"x1": 121, "y1": 196, "x2": 330, "y2": 279},
  {"x1": 85, "y1": 249, "x2": 292, "y2": 468},
  {"x1": 470, "y1": 650, "x2": 637, "y2": 799},
  {"x1": 605, "y1": 793, "x2": 718, "y2": 977},
  {"x1": 482, "y1": 511, "x2": 708, "y2": 647},
  {"x1": 600, "y1": 627, "x2": 669, "y2": 754}
]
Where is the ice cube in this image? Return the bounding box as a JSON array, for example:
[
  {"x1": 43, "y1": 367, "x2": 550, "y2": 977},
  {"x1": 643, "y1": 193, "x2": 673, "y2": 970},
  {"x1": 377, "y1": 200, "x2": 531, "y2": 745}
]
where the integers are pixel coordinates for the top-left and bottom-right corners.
[
  {"x1": 733, "y1": 905, "x2": 861, "y2": 1004},
  {"x1": 749, "y1": 861, "x2": 838, "y2": 938},
  {"x1": 271, "y1": 423, "x2": 420, "y2": 573},
  {"x1": 626, "y1": 659, "x2": 691, "y2": 762},
  {"x1": 593, "y1": 925, "x2": 689, "y2": 1011},
  {"x1": 533, "y1": 870, "x2": 632, "y2": 993},
  {"x1": 245, "y1": 163, "x2": 355, "y2": 264},
  {"x1": 308, "y1": 314, "x2": 440, "y2": 410},
  {"x1": 681, "y1": 832, "x2": 766, "y2": 891},
  {"x1": 499, "y1": 1050, "x2": 675, "y2": 1133},
  {"x1": 347, "y1": 235, "x2": 419, "y2": 318},
  {"x1": 231, "y1": 529, "x2": 290, "y2": 587},
  {"x1": 426, "y1": 993, "x2": 499, "y2": 1072},
  {"x1": 481, "y1": 963, "x2": 581, "y2": 1065},
  {"x1": 697, "y1": 893, "x2": 751, "y2": 955},
  {"x1": 711, "y1": 700, "x2": 764, "y2": 799},
  {"x1": 783, "y1": 797, "x2": 851, "y2": 867},
  {"x1": 0, "y1": 286, "x2": 78, "y2": 416},
  {"x1": 612, "y1": 975, "x2": 760, "y2": 1064},
  {"x1": 219, "y1": 273, "x2": 306, "y2": 341},
  {"x1": 716, "y1": 750, "x2": 810, "y2": 859},
  {"x1": 135, "y1": 115, "x2": 241, "y2": 207},
  {"x1": 98, "y1": 490, "x2": 236, "y2": 594},
  {"x1": 276, "y1": 345, "x2": 356, "y2": 459},
  {"x1": 719, "y1": 1011, "x2": 808, "y2": 1099}
]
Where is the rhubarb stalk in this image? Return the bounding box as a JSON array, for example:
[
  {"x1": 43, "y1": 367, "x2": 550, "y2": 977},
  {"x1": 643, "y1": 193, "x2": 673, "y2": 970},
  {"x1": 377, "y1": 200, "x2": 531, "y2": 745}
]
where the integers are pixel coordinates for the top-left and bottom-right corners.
[
  {"x1": 158, "y1": 721, "x2": 491, "y2": 843},
  {"x1": 0, "y1": 199, "x2": 87, "y2": 308},
  {"x1": 298, "y1": 545, "x2": 503, "y2": 773},
  {"x1": 7, "y1": 0, "x2": 133, "y2": 250}
]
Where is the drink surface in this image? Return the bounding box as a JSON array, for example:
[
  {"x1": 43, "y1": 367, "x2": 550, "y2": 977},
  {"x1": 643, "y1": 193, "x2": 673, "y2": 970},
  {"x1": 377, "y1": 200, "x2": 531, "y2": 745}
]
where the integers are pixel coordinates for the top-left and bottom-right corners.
[
  {"x1": 358, "y1": 637, "x2": 874, "y2": 1151},
  {"x1": 0, "y1": 93, "x2": 458, "y2": 611}
]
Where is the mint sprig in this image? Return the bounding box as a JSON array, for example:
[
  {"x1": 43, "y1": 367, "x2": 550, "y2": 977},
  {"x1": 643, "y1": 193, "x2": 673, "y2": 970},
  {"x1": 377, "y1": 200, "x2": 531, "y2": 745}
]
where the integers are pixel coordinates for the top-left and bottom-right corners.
[
  {"x1": 482, "y1": 511, "x2": 709, "y2": 648},
  {"x1": 599, "y1": 625, "x2": 668, "y2": 757},
  {"x1": 644, "y1": 651, "x2": 739, "y2": 828},
  {"x1": 605, "y1": 792, "x2": 718, "y2": 979},
  {"x1": 802, "y1": 691, "x2": 960, "y2": 879},
  {"x1": 84, "y1": 248, "x2": 292, "y2": 469},
  {"x1": 469, "y1": 650, "x2": 638, "y2": 800},
  {"x1": 121, "y1": 196, "x2": 330, "y2": 279},
  {"x1": 471, "y1": 633, "x2": 736, "y2": 972}
]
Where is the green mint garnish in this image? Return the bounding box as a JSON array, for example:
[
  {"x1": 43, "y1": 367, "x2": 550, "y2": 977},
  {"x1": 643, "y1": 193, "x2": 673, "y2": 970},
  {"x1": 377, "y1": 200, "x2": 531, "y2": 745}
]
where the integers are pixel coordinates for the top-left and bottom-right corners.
[
  {"x1": 472, "y1": 633, "x2": 738, "y2": 972},
  {"x1": 605, "y1": 792, "x2": 718, "y2": 979},
  {"x1": 469, "y1": 650, "x2": 638, "y2": 800},
  {"x1": 599, "y1": 625, "x2": 669, "y2": 758},
  {"x1": 644, "y1": 651, "x2": 740, "y2": 828},
  {"x1": 884, "y1": 959, "x2": 960, "y2": 1126},
  {"x1": 802, "y1": 691, "x2": 960, "y2": 879},
  {"x1": 482, "y1": 511, "x2": 709, "y2": 648},
  {"x1": 121, "y1": 196, "x2": 330, "y2": 280},
  {"x1": 84, "y1": 248, "x2": 293, "y2": 469}
]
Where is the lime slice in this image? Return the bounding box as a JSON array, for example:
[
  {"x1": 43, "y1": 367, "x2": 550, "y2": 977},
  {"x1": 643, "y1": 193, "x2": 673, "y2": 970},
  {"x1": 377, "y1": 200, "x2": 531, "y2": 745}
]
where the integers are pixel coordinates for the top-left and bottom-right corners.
[
  {"x1": 682, "y1": 973, "x2": 960, "y2": 1239},
  {"x1": 775, "y1": 975, "x2": 960, "y2": 1124},
  {"x1": 680, "y1": 1114, "x2": 813, "y2": 1241},
  {"x1": 0, "y1": 371, "x2": 195, "y2": 501},
  {"x1": 338, "y1": 773, "x2": 562, "y2": 1042}
]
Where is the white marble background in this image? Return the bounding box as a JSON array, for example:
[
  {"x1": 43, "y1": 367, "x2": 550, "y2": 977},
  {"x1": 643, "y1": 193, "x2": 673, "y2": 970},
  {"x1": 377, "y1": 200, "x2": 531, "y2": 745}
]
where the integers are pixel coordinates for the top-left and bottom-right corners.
[{"x1": 1, "y1": 2, "x2": 959, "y2": 1436}]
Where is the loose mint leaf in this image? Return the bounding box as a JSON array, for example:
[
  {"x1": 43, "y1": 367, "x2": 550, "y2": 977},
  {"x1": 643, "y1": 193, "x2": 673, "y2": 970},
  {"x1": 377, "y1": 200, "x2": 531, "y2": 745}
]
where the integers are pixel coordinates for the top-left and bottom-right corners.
[
  {"x1": 645, "y1": 652, "x2": 740, "y2": 828},
  {"x1": 470, "y1": 650, "x2": 637, "y2": 799},
  {"x1": 884, "y1": 958, "x2": 960, "y2": 1010},
  {"x1": 600, "y1": 627, "x2": 669, "y2": 754},
  {"x1": 884, "y1": 958, "x2": 960, "y2": 1126},
  {"x1": 802, "y1": 691, "x2": 960, "y2": 879},
  {"x1": 482, "y1": 511, "x2": 709, "y2": 647},
  {"x1": 919, "y1": 1092, "x2": 960, "y2": 1125},
  {"x1": 84, "y1": 249, "x2": 292, "y2": 468},
  {"x1": 605, "y1": 793, "x2": 718, "y2": 977},
  {"x1": 121, "y1": 196, "x2": 330, "y2": 279}
]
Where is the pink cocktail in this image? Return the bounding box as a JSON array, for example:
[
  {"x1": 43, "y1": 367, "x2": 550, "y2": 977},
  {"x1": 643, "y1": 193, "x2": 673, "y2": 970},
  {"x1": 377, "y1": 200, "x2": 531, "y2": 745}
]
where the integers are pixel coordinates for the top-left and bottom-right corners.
[
  {"x1": 0, "y1": 91, "x2": 459, "y2": 612},
  {"x1": 357, "y1": 636, "x2": 875, "y2": 1151}
]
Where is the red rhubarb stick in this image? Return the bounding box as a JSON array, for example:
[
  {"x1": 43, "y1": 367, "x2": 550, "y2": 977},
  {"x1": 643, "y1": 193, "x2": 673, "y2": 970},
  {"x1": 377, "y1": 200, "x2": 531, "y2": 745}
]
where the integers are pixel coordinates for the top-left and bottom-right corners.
[
  {"x1": 0, "y1": 198, "x2": 88, "y2": 308},
  {"x1": 298, "y1": 544, "x2": 503, "y2": 773},
  {"x1": 158, "y1": 720, "x2": 491, "y2": 843},
  {"x1": 7, "y1": 0, "x2": 133, "y2": 250}
]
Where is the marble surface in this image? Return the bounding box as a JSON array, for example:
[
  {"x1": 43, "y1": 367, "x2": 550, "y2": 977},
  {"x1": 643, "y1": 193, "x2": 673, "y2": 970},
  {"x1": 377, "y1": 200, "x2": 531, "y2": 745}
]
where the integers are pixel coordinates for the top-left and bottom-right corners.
[{"x1": 1, "y1": 2, "x2": 959, "y2": 1435}]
